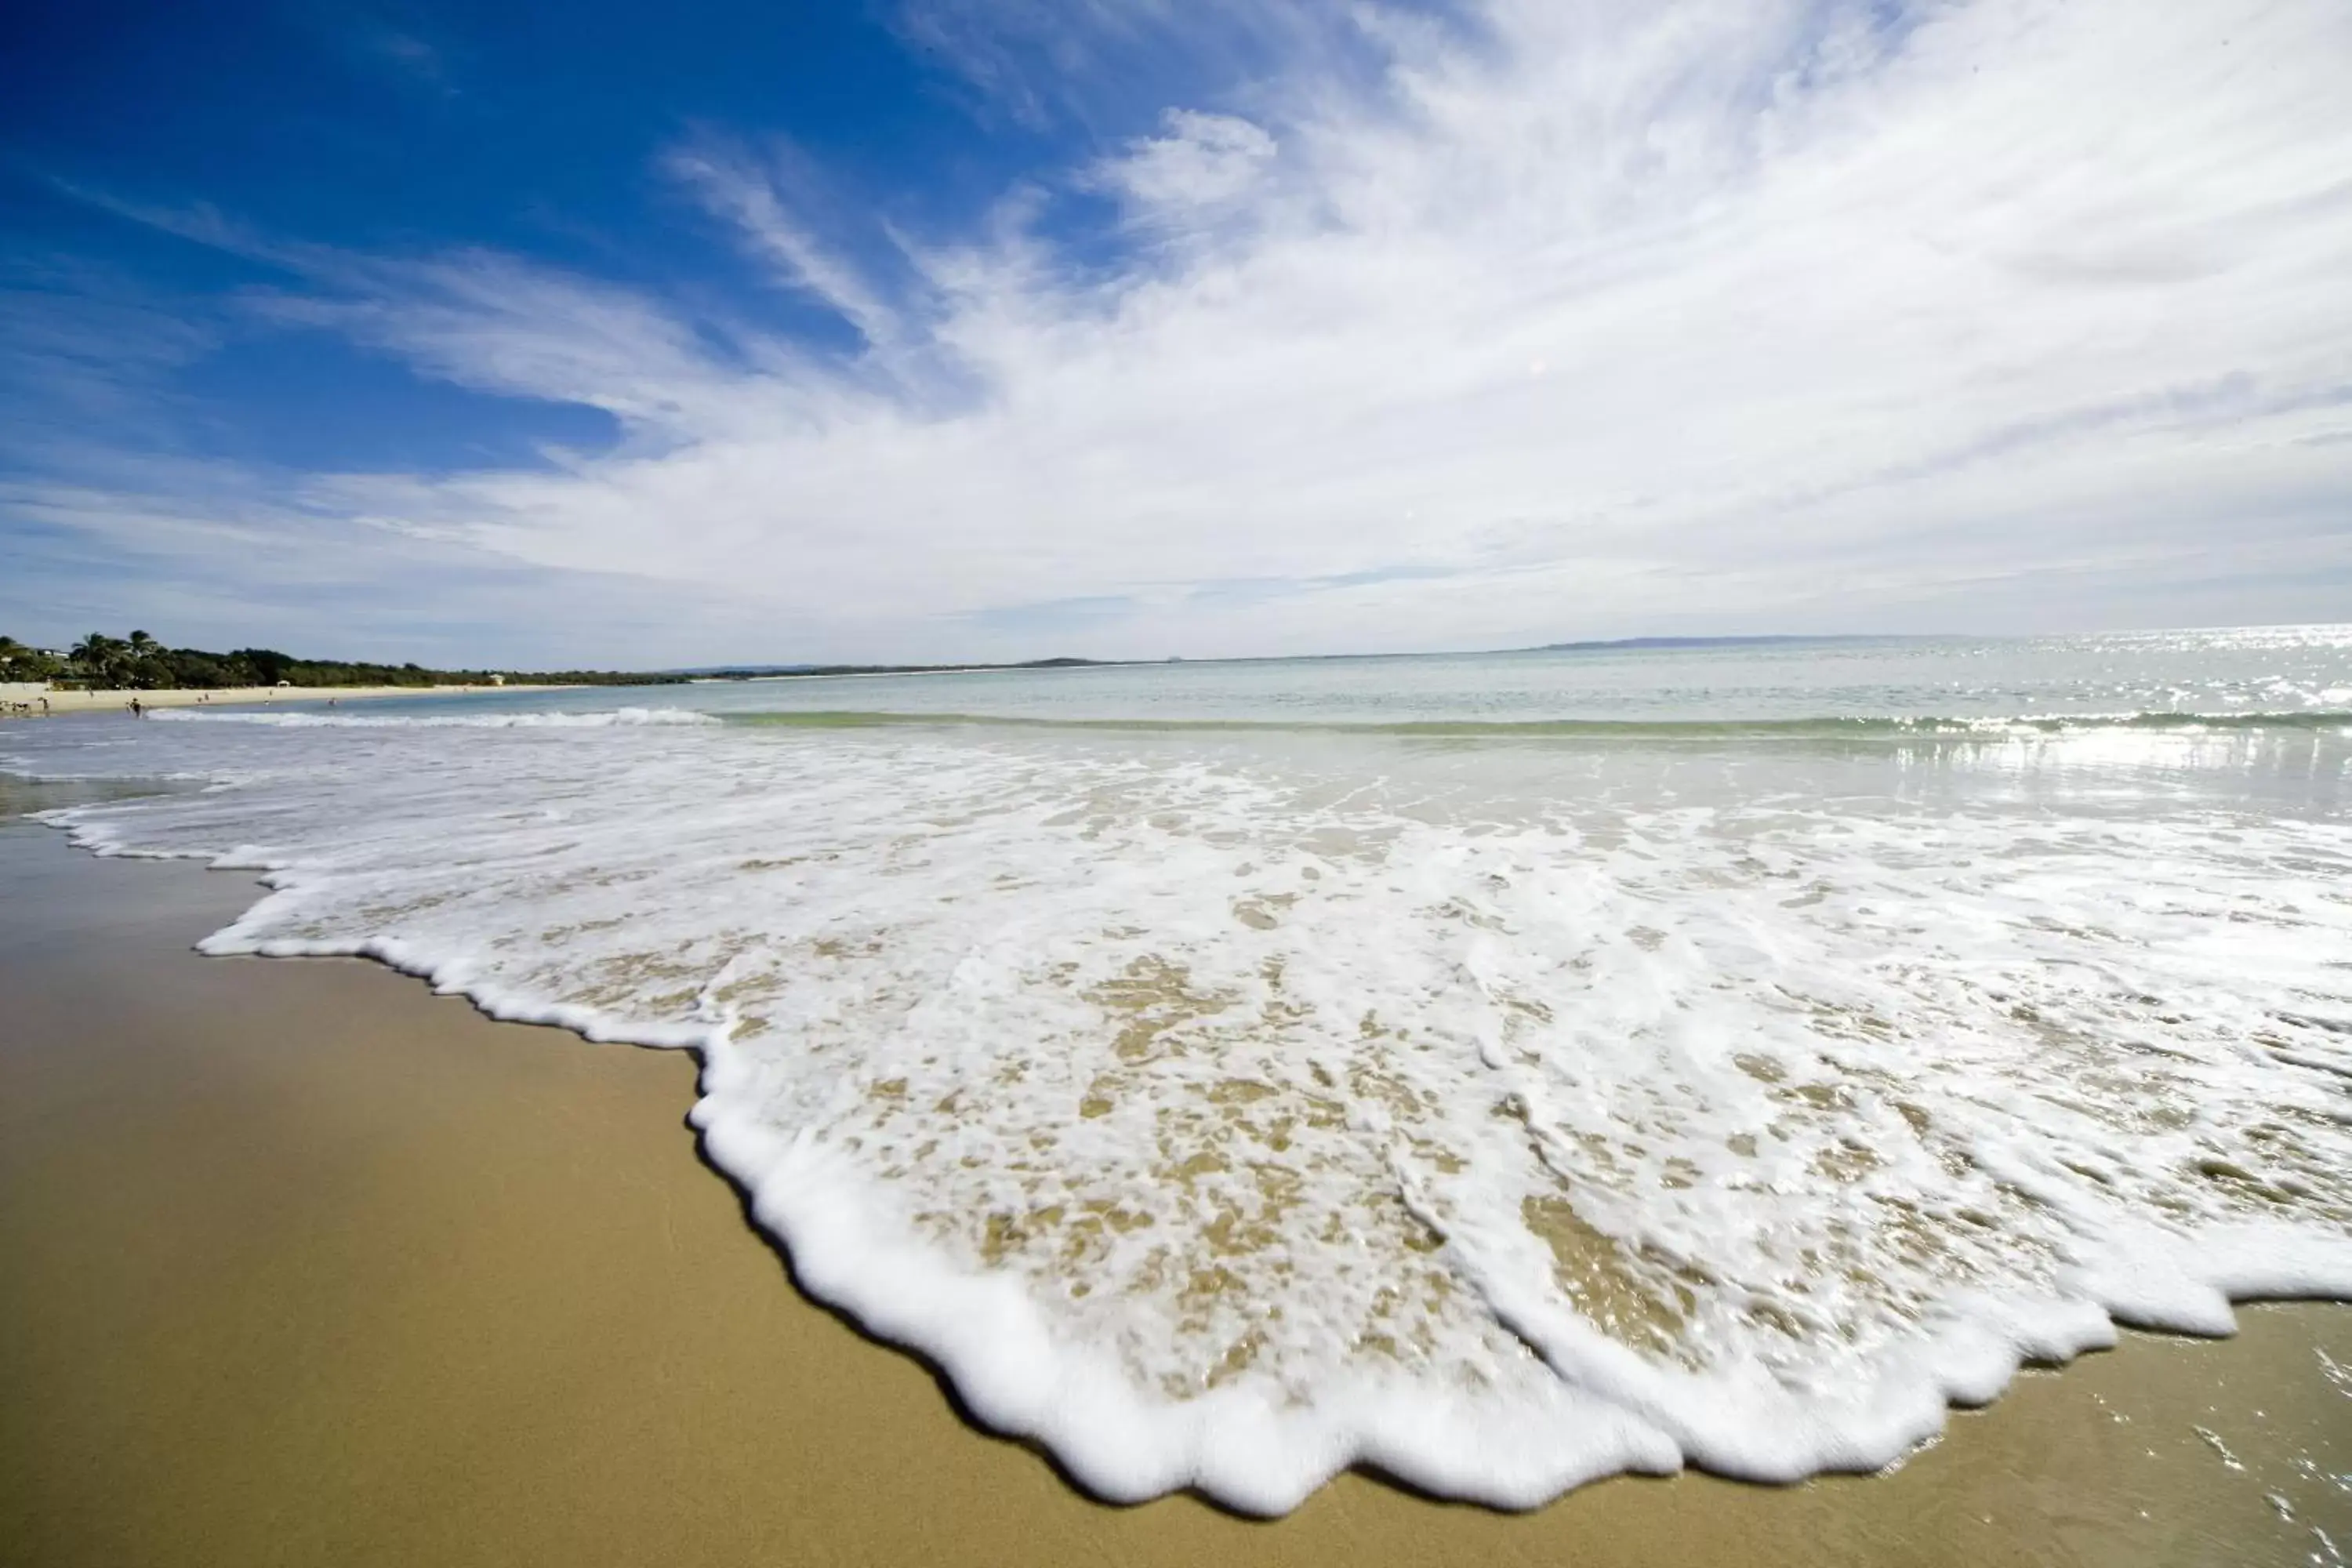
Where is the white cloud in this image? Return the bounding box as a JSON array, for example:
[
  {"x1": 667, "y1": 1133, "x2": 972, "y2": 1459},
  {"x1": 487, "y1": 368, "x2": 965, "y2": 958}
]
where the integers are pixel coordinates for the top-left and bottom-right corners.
[
  {"x1": 251, "y1": 251, "x2": 759, "y2": 438},
  {"x1": 664, "y1": 140, "x2": 908, "y2": 349},
  {"x1": 1095, "y1": 111, "x2": 1279, "y2": 226},
  {"x1": 14, "y1": 0, "x2": 2352, "y2": 659}
]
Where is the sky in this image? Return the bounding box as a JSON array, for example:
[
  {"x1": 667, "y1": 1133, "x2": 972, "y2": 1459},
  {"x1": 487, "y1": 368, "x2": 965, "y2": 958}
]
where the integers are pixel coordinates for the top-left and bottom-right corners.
[{"x1": 2, "y1": 0, "x2": 2348, "y2": 667}]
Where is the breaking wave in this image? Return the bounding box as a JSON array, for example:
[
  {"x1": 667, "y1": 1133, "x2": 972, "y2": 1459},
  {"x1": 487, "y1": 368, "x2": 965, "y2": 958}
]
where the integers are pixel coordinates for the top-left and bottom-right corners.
[
  {"x1": 724, "y1": 707, "x2": 2352, "y2": 738},
  {"x1": 154, "y1": 706, "x2": 720, "y2": 729}
]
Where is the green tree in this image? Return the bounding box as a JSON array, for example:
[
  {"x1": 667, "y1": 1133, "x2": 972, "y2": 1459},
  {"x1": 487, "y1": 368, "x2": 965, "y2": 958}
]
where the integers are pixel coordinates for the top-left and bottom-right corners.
[
  {"x1": 235, "y1": 648, "x2": 293, "y2": 686},
  {"x1": 70, "y1": 633, "x2": 130, "y2": 688},
  {"x1": 124, "y1": 630, "x2": 172, "y2": 689},
  {"x1": 0, "y1": 635, "x2": 64, "y2": 682}
]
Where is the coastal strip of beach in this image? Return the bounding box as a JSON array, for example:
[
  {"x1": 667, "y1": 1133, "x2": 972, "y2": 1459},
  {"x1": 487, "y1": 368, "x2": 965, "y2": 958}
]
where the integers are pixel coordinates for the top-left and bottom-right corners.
[
  {"x1": 1, "y1": 684, "x2": 572, "y2": 717},
  {"x1": 2, "y1": 808, "x2": 2345, "y2": 1568}
]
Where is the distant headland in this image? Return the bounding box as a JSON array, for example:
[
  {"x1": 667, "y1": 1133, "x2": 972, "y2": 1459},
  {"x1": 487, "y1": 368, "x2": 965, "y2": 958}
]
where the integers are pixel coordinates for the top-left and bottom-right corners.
[{"x1": 0, "y1": 630, "x2": 688, "y2": 692}]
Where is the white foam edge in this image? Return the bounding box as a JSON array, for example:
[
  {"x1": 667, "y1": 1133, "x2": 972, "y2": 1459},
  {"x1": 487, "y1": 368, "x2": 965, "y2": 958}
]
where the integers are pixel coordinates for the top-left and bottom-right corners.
[
  {"x1": 36, "y1": 804, "x2": 2352, "y2": 1513},
  {"x1": 149, "y1": 705, "x2": 718, "y2": 729}
]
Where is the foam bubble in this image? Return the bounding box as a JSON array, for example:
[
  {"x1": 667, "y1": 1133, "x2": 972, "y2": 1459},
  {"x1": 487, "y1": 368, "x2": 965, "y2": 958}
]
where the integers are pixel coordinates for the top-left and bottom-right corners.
[{"x1": 11, "y1": 709, "x2": 2351, "y2": 1512}]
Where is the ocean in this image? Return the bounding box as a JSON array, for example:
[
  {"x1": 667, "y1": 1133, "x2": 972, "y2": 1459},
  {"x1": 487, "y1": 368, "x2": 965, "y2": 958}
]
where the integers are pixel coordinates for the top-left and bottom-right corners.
[{"x1": 6, "y1": 626, "x2": 2350, "y2": 1513}]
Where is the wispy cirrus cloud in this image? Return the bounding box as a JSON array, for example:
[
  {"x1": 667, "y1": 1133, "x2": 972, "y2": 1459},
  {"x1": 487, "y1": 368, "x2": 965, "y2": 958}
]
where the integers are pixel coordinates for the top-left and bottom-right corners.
[
  {"x1": 663, "y1": 139, "x2": 911, "y2": 350},
  {"x1": 886, "y1": 0, "x2": 1413, "y2": 132},
  {"x1": 9, "y1": 0, "x2": 2352, "y2": 661},
  {"x1": 0, "y1": 260, "x2": 221, "y2": 440}
]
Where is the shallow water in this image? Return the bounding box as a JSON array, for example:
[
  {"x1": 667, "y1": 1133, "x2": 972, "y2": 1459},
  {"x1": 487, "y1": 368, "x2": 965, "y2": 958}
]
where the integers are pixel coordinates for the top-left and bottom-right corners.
[{"x1": 5, "y1": 627, "x2": 2350, "y2": 1512}]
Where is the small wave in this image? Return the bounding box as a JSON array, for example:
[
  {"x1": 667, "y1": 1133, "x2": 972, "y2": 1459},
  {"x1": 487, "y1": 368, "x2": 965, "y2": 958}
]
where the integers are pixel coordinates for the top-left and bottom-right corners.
[
  {"x1": 725, "y1": 707, "x2": 2352, "y2": 738},
  {"x1": 154, "y1": 706, "x2": 719, "y2": 730}
]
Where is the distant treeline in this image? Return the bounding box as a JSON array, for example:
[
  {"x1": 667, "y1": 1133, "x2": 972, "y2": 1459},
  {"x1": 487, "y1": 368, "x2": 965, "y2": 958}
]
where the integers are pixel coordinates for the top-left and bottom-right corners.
[{"x1": 0, "y1": 632, "x2": 685, "y2": 691}]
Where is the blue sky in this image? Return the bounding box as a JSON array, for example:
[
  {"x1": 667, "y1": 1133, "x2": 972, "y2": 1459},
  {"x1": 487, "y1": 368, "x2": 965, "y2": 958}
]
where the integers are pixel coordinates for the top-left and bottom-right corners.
[{"x1": 2, "y1": 0, "x2": 2348, "y2": 666}]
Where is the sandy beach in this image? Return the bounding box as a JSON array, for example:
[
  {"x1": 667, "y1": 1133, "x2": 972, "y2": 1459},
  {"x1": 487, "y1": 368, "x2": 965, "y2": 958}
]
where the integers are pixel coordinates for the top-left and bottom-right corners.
[
  {"x1": 1, "y1": 802, "x2": 2345, "y2": 1567},
  {"x1": 1, "y1": 684, "x2": 573, "y2": 717}
]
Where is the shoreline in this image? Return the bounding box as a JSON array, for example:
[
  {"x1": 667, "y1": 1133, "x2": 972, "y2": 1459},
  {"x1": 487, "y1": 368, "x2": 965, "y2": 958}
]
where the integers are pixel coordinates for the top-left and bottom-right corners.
[
  {"x1": 3, "y1": 683, "x2": 575, "y2": 717},
  {"x1": 2, "y1": 815, "x2": 2347, "y2": 1565}
]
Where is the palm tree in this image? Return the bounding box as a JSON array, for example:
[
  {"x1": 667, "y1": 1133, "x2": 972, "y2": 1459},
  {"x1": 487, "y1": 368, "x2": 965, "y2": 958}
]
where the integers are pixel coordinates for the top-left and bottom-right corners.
[
  {"x1": 124, "y1": 630, "x2": 169, "y2": 688},
  {"x1": 71, "y1": 633, "x2": 127, "y2": 688}
]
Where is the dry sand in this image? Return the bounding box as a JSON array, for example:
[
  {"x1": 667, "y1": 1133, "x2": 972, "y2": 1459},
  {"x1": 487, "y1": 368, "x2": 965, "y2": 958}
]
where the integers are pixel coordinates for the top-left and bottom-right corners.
[
  {"x1": 4, "y1": 684, "x2": 572, "y2": 717},
  {"x1": 1, "y1": 808, "x2": 2346, "y2": 1568}
]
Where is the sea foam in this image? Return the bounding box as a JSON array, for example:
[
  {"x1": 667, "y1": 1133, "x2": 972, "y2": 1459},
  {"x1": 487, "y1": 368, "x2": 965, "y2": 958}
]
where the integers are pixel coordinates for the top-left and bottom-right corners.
[
  {"x1": 9, "y1": 708, "x2": 2351, "y2": 1512},
  {"x1": 151, "y1": 705, "x2": 718, "y2": 729}
]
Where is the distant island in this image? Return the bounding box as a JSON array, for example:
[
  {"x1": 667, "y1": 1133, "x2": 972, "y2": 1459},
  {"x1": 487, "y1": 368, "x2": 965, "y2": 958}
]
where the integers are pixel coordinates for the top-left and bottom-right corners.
[{"x1": 0, "y1": 631, "x2": 688, "y2": 691}]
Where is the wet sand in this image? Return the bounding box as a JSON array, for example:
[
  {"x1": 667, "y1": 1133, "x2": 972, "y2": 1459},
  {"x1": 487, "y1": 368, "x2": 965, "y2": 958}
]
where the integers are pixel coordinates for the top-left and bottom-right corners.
[
  {"x1": 4, "y1": 684, "x2": 571, "y2": 717},
  {"x1": 2, "y1": 818, "x2": 2346, "y2": 1567}
]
